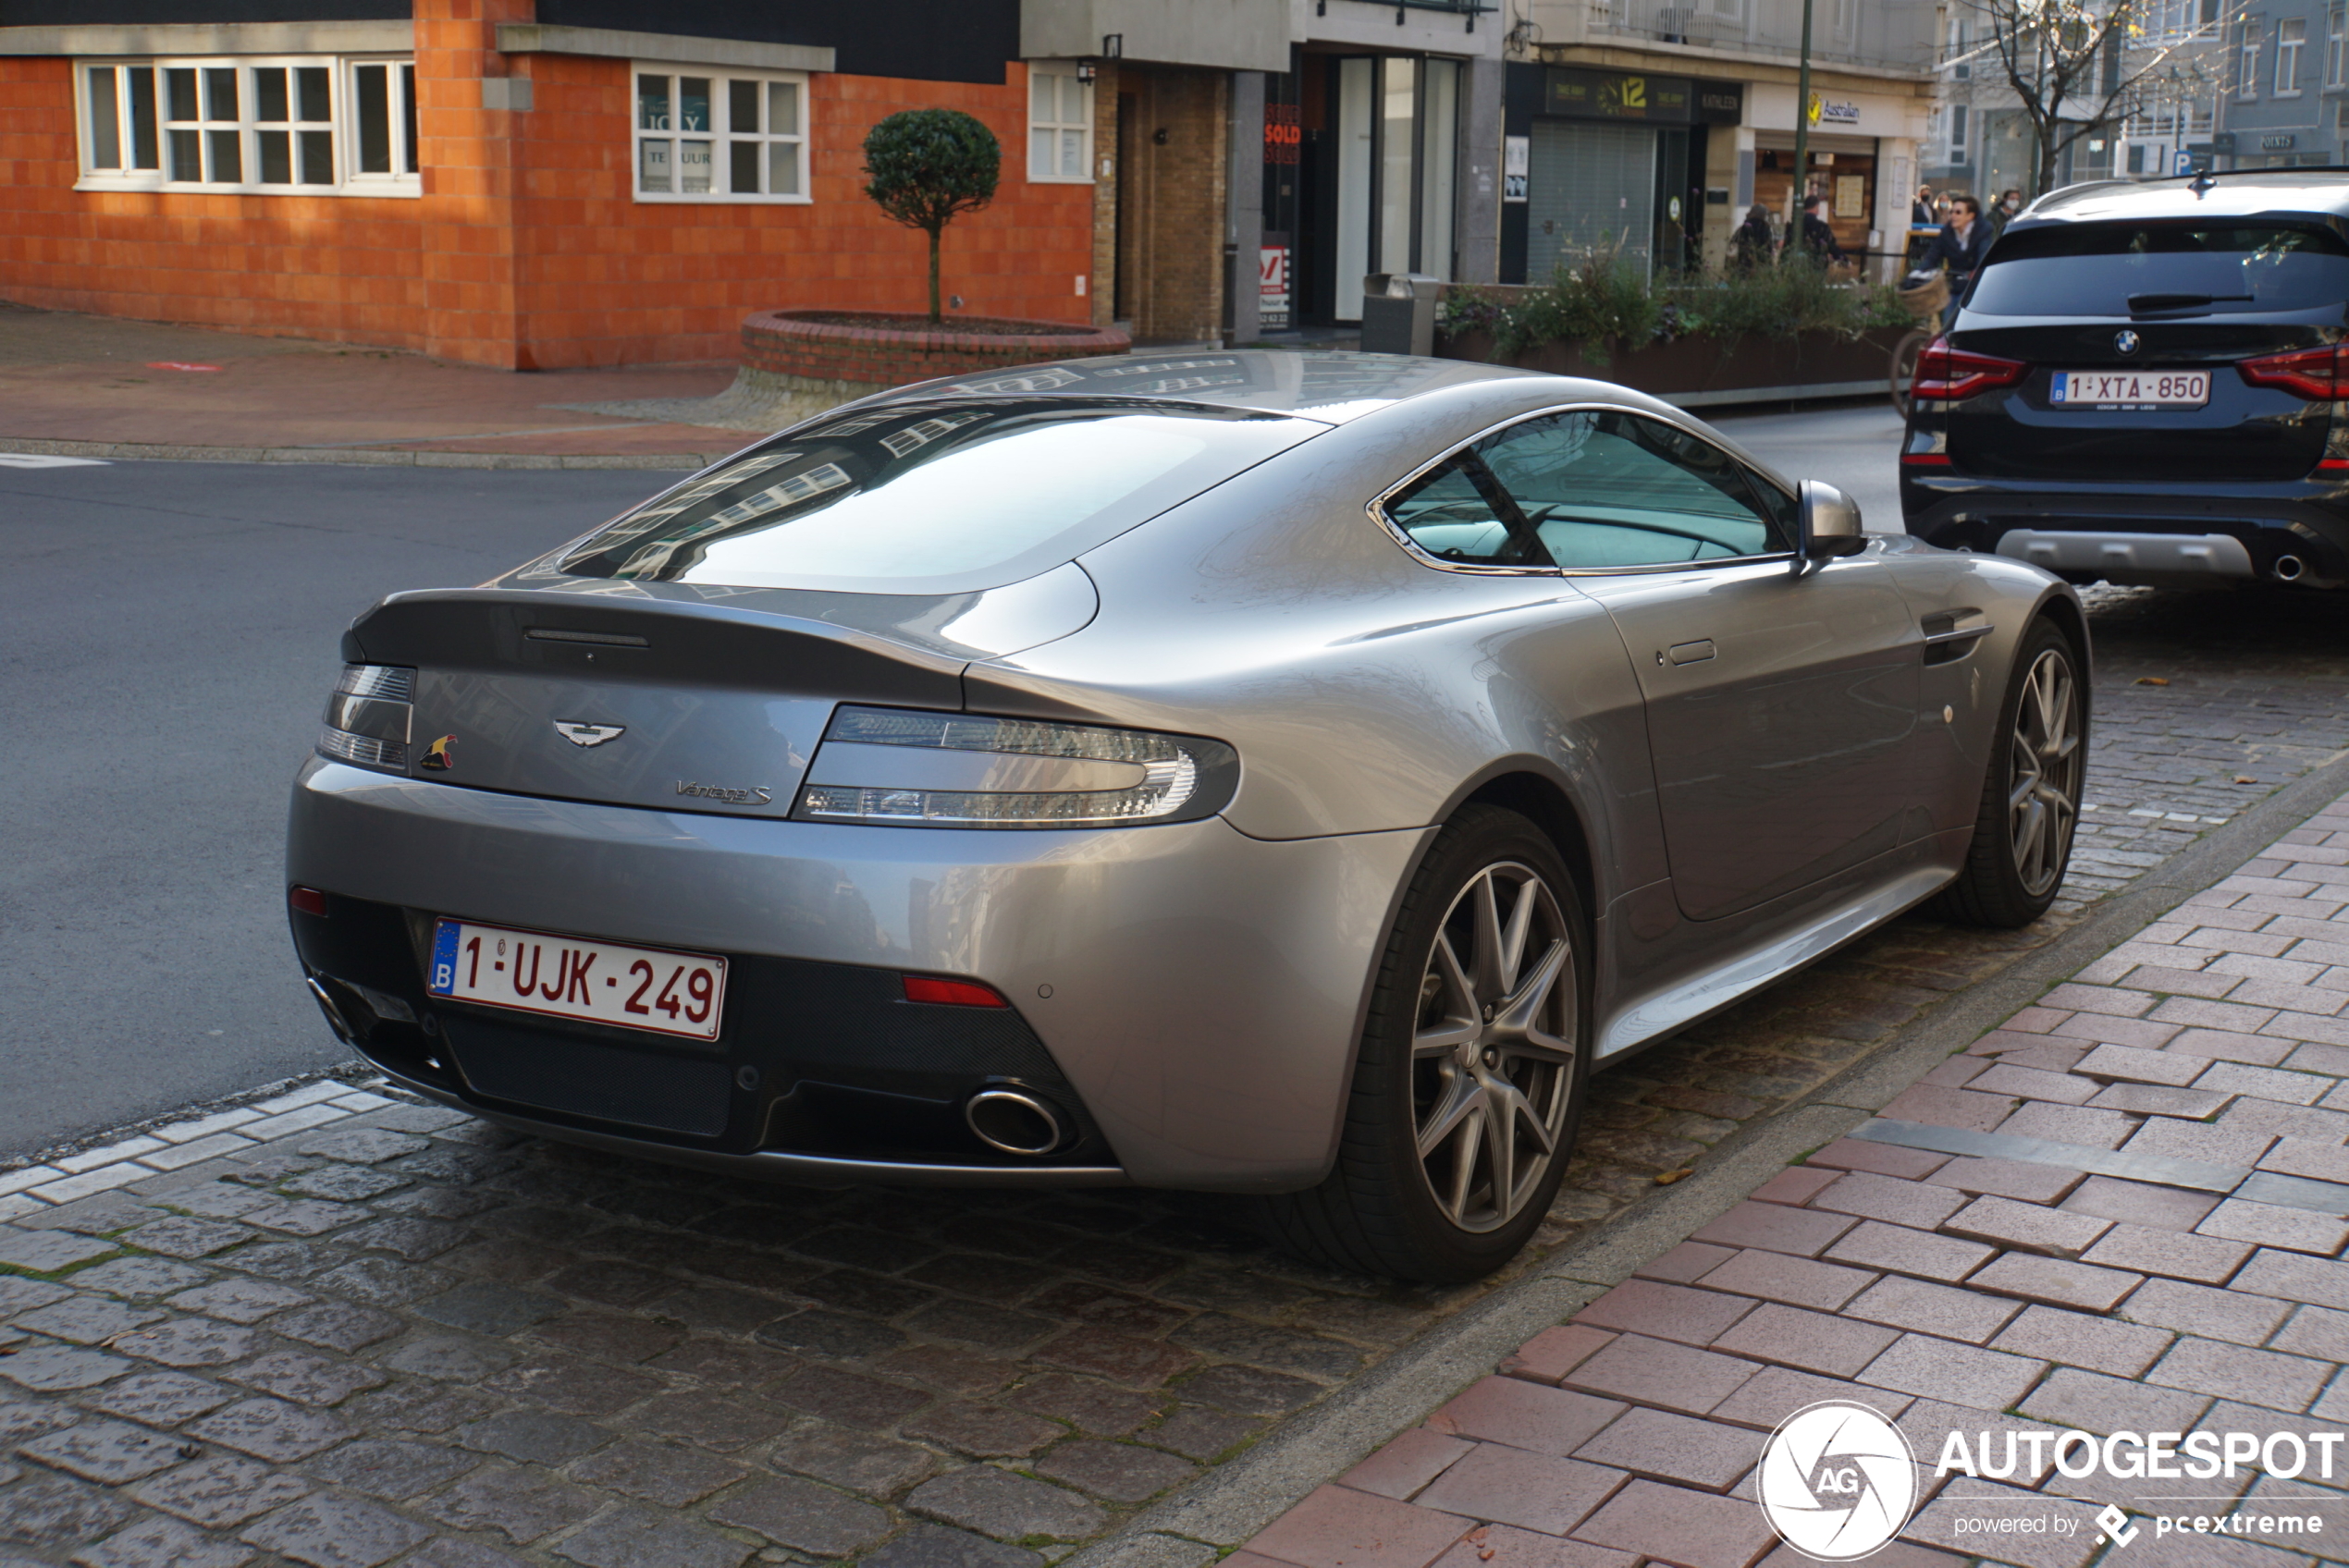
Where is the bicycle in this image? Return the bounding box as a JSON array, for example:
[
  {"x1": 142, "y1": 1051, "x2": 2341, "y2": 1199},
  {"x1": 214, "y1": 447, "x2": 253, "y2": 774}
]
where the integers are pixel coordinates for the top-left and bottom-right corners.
[{"x1": 1887, "y1": 270, "x2": 1949, "y2": 419}]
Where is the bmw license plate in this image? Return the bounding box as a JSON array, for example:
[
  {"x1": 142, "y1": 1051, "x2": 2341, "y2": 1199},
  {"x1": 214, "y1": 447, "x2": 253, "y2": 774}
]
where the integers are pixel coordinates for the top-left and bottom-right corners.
[
  {"x1": 426, "y1": 918, "x2": 725, "y2": 1041},
  {"x1": 2050, "y1": 370, "x2": 2209, "y2": 409}
]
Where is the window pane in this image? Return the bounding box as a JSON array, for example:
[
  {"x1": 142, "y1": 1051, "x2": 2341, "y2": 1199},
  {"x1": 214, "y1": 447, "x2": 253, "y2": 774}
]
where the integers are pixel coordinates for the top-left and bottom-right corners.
[
  {"x1": 1031, "y1": 128, "x2": 1052, "y2": 177},
  {"x1": 731, "y1": 139, "x2": 759, "y2": 193},
  {"x1": 637, "y1": 73, "x2": 670, "y2": 130},
  {"x1": 300, "y1": 128, "x2": 333, "y2": 183},
  {"x1": 1481, "y1": 412, "x2": 1778, "y2": 568},
  {"x1": 1061, "y1": 128, "x2": 1082, "y2": 178},
  {"x1": 680, "y1": 138, "x2": 711, "y2": 193},
  {"x1": 639, "y1": 138, "x2": 672, "y2": 192},
  {"x1": 87, "y1": 67, "x2": 120, "y2": 168},
  {"x1": 255, "y1": 67, "x2": 288, "y2": 122},
  {"x1": 769, "y1": 140, "x2": 798, "y2": 195},
  {"x1": 129, "y1": 68, "x2": 157, "y2": 168},
  {"x1": 1384, "y1": 457, "x2": 1542, "y2": 567},
  {"x1": 204, "y1": 67, "x2": 237, "y2": 121},
  {"x1": 680, "y1": 78, "x2": 709, "y2": 131},
  {"x1": 207, "y1": 128, "x2": 240, "y2": 183},
  {"x1": 401, "y1": 64, "x2": 417, "y2": 173},
  {"x1": 1062, "y1": 75, "x2": 1086, "y2": 123},
  {"x1": 768, "y1": 81, "x2": 797, "y2": 135},
  {"x1": 169, "y1": 127, "x2": 200, "y2": 180},
  {"x1": 166, "y1": 68, "x2": 197, "y2": 123},
  {"x1": 1033, "y1": 70, "x2": 1056, "y2": 120},
  {"x1": 297, "y1": 66, "x2": 330, "y2": 122},
  {"x1": 258, "y1": 129, "x2": 291, "y2": 183},
  {"x1": 730, "y1": 79, "x2": 758, "y2": 133},
  {"x1": 356, "y1": 64, "x2": 390, "y2": 173}
]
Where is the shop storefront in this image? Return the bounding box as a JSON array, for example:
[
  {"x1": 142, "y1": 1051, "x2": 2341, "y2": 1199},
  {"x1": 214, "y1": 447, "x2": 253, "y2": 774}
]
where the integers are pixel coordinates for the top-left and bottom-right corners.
[
  {"x1": 1740, "y1": 81, "x2": 1925, "y2": 280},
  {"x1": 1498, "y1": 64, "x2": 1742, "y2": 284}
]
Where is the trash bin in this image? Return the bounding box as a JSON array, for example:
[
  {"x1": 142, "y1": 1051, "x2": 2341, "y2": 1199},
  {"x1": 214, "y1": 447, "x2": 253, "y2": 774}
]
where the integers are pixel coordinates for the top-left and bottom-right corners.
[{"x1": 1359, "y1": 273, "x2": 1444, "y2": 357}]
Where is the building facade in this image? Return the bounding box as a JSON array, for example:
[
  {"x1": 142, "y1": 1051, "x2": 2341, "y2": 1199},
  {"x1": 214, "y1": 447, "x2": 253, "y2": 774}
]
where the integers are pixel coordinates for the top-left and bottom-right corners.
[
  {"x1": 1512, "y1": 0, "x2": 1941, "y2": 280},
  {"x1": 2218, "y1": 0, "x2": 2341, "y2": 168}
]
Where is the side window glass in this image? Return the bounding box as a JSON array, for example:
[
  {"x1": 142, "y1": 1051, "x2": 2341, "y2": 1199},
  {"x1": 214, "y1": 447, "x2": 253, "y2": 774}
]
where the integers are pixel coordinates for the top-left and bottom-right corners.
[
  {"x1": 1477, "y1": 410, "x2": 1789, "y2": 569},
  {"x1": 1382, "y1": 454, "x2": 1551, "y2": 569}
]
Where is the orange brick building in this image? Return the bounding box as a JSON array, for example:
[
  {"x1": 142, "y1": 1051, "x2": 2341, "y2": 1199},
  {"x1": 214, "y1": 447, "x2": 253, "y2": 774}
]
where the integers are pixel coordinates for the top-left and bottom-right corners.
[{"x1": 0, "y1": 1, "x2": 1106, "y2": 369}]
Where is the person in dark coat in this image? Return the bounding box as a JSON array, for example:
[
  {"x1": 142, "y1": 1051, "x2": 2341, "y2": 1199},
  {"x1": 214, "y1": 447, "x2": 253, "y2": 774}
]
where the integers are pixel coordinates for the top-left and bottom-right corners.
[
  {"x1": 1797, "y1": 196, "x2": 1846, "y2": 266},
  {"x1": 1912, "y1": 185, "x2": 1937, "y2": 226},
  {"x1": 1917, "y1": 194, "x2": 1994, "y2": 323},
  {"x1": 1730, "y1": 203, "x2": 1776, "y2": 271}
]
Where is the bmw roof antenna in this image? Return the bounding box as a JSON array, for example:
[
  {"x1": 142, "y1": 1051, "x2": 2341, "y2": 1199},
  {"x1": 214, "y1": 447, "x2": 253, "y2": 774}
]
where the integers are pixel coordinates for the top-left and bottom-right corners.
[{"x1": 2190, "y1": 165, "x2": 2220, "y2": 196}]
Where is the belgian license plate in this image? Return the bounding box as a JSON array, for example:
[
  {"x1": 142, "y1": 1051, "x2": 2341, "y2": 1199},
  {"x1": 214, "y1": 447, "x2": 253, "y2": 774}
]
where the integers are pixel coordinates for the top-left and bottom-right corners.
[
  {"x1": 2050, "y1": 370, "x2": 2209, "y2": 409},
  {"x1": 426, "y1": 918, "x2": 725, "y2": 1041}
]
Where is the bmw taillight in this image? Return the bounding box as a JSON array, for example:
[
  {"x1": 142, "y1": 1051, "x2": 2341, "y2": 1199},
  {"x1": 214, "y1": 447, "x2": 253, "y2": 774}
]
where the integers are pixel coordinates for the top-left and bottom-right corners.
[
  {"x1": 1912, "y1": 337, "x2": 2029, "y2": 402},
  {"x1": 318, "y1": 663, "x2": 414, "y2": 772},
  {"x1": 2241, "y1": 344, "x2": 2349, "y2": 400}
]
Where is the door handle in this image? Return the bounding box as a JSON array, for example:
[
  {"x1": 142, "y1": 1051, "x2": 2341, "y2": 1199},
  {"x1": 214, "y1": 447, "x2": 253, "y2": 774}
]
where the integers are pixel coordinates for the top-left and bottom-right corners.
[{"x1": 1666, "y1": 640, "x2": 1716, "y2": 666}]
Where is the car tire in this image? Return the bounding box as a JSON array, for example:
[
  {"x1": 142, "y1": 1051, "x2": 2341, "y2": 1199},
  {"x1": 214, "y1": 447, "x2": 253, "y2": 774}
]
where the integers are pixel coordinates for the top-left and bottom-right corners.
[
  {"x1": 1260, "y1": 805, "x2": 1589, "y2": 1283},
  {"x1": 1931, "y1": 619, "x2": 2086, "y2": 928}
]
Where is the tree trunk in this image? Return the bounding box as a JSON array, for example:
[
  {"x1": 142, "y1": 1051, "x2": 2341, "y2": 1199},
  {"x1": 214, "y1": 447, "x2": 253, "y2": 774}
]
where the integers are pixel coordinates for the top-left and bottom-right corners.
[{"x1": 928, "y1": 225, "x2": 942, "y2": 325}]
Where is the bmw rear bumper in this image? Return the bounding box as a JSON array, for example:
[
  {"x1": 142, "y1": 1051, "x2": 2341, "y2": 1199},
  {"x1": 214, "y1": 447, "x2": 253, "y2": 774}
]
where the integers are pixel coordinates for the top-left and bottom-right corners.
[
  {"x1": 286, "y1": 759, "x2": 1430, "y2": 1193},
  {"x1": 1902, "y1": 475, "x2": 2349, "y2": 588}
]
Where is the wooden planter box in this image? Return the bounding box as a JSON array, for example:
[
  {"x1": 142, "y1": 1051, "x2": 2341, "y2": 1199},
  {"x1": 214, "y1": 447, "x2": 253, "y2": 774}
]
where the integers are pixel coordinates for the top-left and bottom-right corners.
[{"x1": 1433, "y1": 325, "x2": 1908, "y2": 409}]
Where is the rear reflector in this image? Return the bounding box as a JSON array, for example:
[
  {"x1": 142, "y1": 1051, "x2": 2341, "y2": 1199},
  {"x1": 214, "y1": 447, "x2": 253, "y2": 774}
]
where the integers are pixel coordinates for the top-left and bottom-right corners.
[
  {"x1": 1912, "y1": 337, "x2": 2029, "y2": 402},
  {"x1": 289, "y1": 886, "x2": 328, "y2": 918},
  {"x1": 2241, "y1": 345, "x2": 2347, "y2": 400},
  {"x1": 2319, "y1": 458, "x2": 2349, "y2": 472},
  {"x1": 903, "y1": 975, "x2": 1009, "y2": 1008},
  {"x1": 1900, "y1": 453, "x2": 1954, "y2": 467}
]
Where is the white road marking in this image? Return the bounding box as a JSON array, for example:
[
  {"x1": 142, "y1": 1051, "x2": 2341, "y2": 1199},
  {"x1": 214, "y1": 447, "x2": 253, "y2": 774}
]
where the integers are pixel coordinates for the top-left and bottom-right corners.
[{"x1": 0, "y1": 453, "x2": 110, "y2": 469}]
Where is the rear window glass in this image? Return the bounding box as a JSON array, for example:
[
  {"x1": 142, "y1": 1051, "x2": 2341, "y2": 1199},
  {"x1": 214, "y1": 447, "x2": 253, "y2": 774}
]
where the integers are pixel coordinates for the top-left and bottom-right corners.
[
  {"x1": 1969, "y1": 222, "x2": 2349, "y2": 317},
  {"x1": 558, "y1": 399, "x2": 1322, "y2": 594}
]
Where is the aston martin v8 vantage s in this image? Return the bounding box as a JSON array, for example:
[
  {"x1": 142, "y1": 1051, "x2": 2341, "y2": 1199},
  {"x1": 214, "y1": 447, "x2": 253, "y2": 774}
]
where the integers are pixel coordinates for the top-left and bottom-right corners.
[{"x1": 288, "y1": 351, "x2": 2086, "y2": 1280}]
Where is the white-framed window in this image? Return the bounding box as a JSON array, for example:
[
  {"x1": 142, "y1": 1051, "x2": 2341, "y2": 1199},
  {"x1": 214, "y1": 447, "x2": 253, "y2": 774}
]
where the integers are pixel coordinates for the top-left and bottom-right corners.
[
  {"x1": 2280, "y1": 16, "x2": 2307, "y2": 94},
  {"x1": 633, "y1": 65, "x2": 808, "y2": 202},
  {"x1": 1027, "y1": 62, "x2": 1092, "y2": 182},
  {"x1": 1949, "y1": 102, "x2": 1970, "y2": 163},
  {"x1": 76, "y1": 55, "x2": 417, "y2": 195},
  {"x1": 1829, "y1": 0, "x2": 1858, "y2": 38},
  {"x1": 2242, "y1": 20, "x2": 2263, "y2": 98},
  {"x1": 2330, "y1": 4, "x2": 2346, "y2": 87}
]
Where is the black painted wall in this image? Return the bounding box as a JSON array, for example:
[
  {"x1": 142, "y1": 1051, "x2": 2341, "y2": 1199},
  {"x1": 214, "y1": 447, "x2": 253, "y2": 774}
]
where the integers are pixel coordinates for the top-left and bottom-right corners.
[{"x1": 536, "y1": 0, "x2": 1021, "y2": 85}]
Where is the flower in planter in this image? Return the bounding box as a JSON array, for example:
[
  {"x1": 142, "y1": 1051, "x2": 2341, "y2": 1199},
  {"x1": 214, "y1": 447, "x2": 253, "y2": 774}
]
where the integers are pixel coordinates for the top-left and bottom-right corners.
[{"x1": 862, "y1": 109, "x2": 1002, "y2": 326}]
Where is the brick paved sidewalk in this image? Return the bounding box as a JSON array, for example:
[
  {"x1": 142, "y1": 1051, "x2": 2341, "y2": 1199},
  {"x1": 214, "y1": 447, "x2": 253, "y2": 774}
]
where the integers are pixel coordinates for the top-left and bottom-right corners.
[
  {"x1": 0, "y1": 300, "x2": 755, "y2": 466},
  {"x1": 1231, "y1": 791, "x2": 2349, "y2": 1568}
]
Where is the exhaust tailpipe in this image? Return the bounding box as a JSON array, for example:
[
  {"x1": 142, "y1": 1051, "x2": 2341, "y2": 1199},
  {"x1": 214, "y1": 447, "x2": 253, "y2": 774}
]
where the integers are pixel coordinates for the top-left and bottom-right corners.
[
  {"x1": 305, "y1": 976, "x2": 355, "y2": 1043},
  {"x1": 965, "y1": 1087, "x2": 1064, "y2": 1157},
  {"x1": 2274, "y1": 554, "x2": 2306, "y2": 582}
]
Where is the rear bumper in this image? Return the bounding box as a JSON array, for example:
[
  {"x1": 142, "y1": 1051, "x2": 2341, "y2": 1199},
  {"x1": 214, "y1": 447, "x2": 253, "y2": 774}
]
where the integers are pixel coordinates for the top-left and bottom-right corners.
[
  {"x1": 1902, "y1": 479, "x2": 2349, "y2": 587},
  {"x1": 286, "y1": 758, "x2": 1430, "y2": 1192}
]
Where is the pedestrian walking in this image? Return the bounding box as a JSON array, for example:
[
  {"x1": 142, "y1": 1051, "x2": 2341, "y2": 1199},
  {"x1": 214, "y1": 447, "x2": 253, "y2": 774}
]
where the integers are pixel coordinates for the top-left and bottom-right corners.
[
  {"x1": 1730, "y1": 202, "x2": 1776, "y2": 271},
  {"x1": 1796, "y1": 194, "x2": 1846, "y2": 268}
]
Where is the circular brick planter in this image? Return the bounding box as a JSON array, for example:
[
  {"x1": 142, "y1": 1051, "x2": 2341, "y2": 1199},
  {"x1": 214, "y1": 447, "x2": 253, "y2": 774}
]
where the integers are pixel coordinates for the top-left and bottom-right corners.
[{"x1": 735, "y1": 310, "x2": 1131, "y2": 426}]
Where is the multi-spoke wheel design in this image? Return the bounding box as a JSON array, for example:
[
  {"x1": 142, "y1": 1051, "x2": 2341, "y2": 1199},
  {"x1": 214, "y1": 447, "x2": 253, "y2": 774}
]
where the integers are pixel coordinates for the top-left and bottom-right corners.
[
  {"x1": 1260, "y1": 805, "x2": 1589, "y2": 1282},
  {"x1": 2006, "y1": 646, "x2": 2082, "y2": 899},
  {"x1": 1410, "y1": 863, "x2": 1577, "y2": 1233},
  {"x1": 1934, "y1": 620, "x2": 2087, "y2": 929}
]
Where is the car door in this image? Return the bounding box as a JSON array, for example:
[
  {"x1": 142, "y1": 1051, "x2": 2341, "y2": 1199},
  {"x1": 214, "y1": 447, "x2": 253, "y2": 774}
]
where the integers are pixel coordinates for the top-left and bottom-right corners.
[{"x1": 1470, "y1": 409, "x2": 1923, "y2": 923}]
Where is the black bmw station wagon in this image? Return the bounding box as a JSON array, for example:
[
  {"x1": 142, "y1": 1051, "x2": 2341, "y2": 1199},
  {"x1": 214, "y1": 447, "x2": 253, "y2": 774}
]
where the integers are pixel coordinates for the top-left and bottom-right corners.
[{"x1": 1902, "y1": 170, "x2": 2349, "y2": 590}]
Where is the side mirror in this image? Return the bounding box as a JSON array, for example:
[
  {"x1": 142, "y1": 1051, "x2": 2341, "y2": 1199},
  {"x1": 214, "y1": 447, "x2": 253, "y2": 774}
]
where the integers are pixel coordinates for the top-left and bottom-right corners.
[{"x1": 1798, "y1": 480, "x2": 1867, "y2": 561}]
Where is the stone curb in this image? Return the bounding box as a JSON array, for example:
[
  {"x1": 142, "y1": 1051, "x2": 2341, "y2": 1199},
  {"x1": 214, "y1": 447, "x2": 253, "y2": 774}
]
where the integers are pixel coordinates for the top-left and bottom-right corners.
[
  {"x1": 1067, "y1": 749, "x2": 2349, "y2": 1568},
  {"x1": 0, "y1": 435, "x2": 716, "y2": 470}
]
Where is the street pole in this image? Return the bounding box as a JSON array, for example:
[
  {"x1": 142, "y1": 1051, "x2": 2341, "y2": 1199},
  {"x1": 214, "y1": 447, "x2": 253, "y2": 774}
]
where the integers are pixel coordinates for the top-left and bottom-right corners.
[{"x1": 1789, "y1": 0, "x2": 1814, "y2": 260}]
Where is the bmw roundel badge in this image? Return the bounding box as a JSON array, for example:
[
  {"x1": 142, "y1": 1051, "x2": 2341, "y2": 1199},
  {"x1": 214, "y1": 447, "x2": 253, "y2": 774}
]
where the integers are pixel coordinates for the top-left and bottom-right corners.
[{"x1": 2114, "y1": 329, "x2": 2141, "y2": 356}]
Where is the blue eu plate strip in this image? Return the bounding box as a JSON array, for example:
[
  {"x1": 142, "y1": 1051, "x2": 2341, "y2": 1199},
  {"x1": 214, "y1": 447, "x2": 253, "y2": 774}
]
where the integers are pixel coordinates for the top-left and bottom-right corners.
[{"x1": 427, "y1": 919, "x2": 460, "y2": 997}]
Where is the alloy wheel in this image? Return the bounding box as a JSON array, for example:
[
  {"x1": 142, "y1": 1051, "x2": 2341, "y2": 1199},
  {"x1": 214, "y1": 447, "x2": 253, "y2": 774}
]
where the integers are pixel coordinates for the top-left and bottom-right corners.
[
  {"x1": 2007, "y1": 646, "x2": 2082, "y2": 898},
  {"x1": 1409, "y1": 861, "x2": 1578, "y2": 1234}
]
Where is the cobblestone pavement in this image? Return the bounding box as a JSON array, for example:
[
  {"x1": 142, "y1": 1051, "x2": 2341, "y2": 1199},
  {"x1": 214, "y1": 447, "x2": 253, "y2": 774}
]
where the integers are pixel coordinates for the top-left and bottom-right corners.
[
  {"x1": 4, "y1": 584, "x2": 2349, "y2": 1567},
  {"x1": 1239, "y1": 790, "x2": 2349, "y2": 1568}
]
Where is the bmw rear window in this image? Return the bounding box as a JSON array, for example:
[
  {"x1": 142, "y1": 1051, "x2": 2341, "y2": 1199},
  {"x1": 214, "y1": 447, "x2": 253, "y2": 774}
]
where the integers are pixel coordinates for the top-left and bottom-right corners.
[
  {"x1": 556, "y1": 398, "x2": 1322, "y2": 594},
  {"x1": 1968, "y1": 222, "x2": 2349, "y2": 317}
]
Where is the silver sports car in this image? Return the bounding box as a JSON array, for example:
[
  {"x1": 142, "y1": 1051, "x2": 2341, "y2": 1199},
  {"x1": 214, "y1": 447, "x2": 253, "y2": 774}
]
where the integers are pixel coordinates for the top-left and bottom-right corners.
[{"x1": 287, "y1": 351, "x2": 2085, "y2": 1281}]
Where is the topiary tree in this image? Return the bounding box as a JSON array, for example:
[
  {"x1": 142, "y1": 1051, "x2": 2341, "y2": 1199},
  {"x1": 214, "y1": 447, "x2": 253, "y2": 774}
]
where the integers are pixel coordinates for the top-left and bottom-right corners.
[{"x1": 862, "y1": 109, "x2": 1002, "y2": 325}]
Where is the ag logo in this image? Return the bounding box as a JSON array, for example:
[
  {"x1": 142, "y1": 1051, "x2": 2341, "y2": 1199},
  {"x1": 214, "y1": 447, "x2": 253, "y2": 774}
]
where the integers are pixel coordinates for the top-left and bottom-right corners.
[{"x1": 1757, "y1": 1401, "x2": 1916, "y2": 1561}]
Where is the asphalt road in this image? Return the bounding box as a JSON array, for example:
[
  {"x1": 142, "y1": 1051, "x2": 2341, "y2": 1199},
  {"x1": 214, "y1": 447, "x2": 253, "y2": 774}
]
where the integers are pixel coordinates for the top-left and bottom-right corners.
[
  {"x1": 1713, "y1": 397, "x2": 1909, "y2": 531},
  {"x1": 0, "y1": 458, "x2": 663, "y2": 1154}
]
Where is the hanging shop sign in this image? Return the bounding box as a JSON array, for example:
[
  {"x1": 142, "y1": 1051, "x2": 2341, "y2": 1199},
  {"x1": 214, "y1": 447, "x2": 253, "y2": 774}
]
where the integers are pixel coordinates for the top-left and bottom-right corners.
[{"x1": 1544, "y1": 68, "x2": 1741, "y2": 126}]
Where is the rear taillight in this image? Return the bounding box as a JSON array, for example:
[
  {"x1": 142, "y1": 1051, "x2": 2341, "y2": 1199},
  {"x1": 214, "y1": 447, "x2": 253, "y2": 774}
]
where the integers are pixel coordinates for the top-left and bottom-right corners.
[
  {"x1": 318, "y1": 663, "x2": 415, "y2": 773},
  {"x1": 903, "y1": 975, "x2": 1008, "y2": 1008},
  {"x1": 1912, "y1": 337, "x2": 2029, "y2": 402},
  {"x1": 2241, "y1": 344, "x2": 2349, "y2": 400}
]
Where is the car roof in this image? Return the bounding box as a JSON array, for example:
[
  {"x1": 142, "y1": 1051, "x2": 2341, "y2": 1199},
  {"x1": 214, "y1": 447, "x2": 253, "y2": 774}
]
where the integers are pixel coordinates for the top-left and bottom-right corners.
[
  {"x1": 2016, "y1": 169, "x2": 2349, "y2": 229},
  {"x1": 852, "y1": 349, "x2": 1544, "y2": 424}
]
